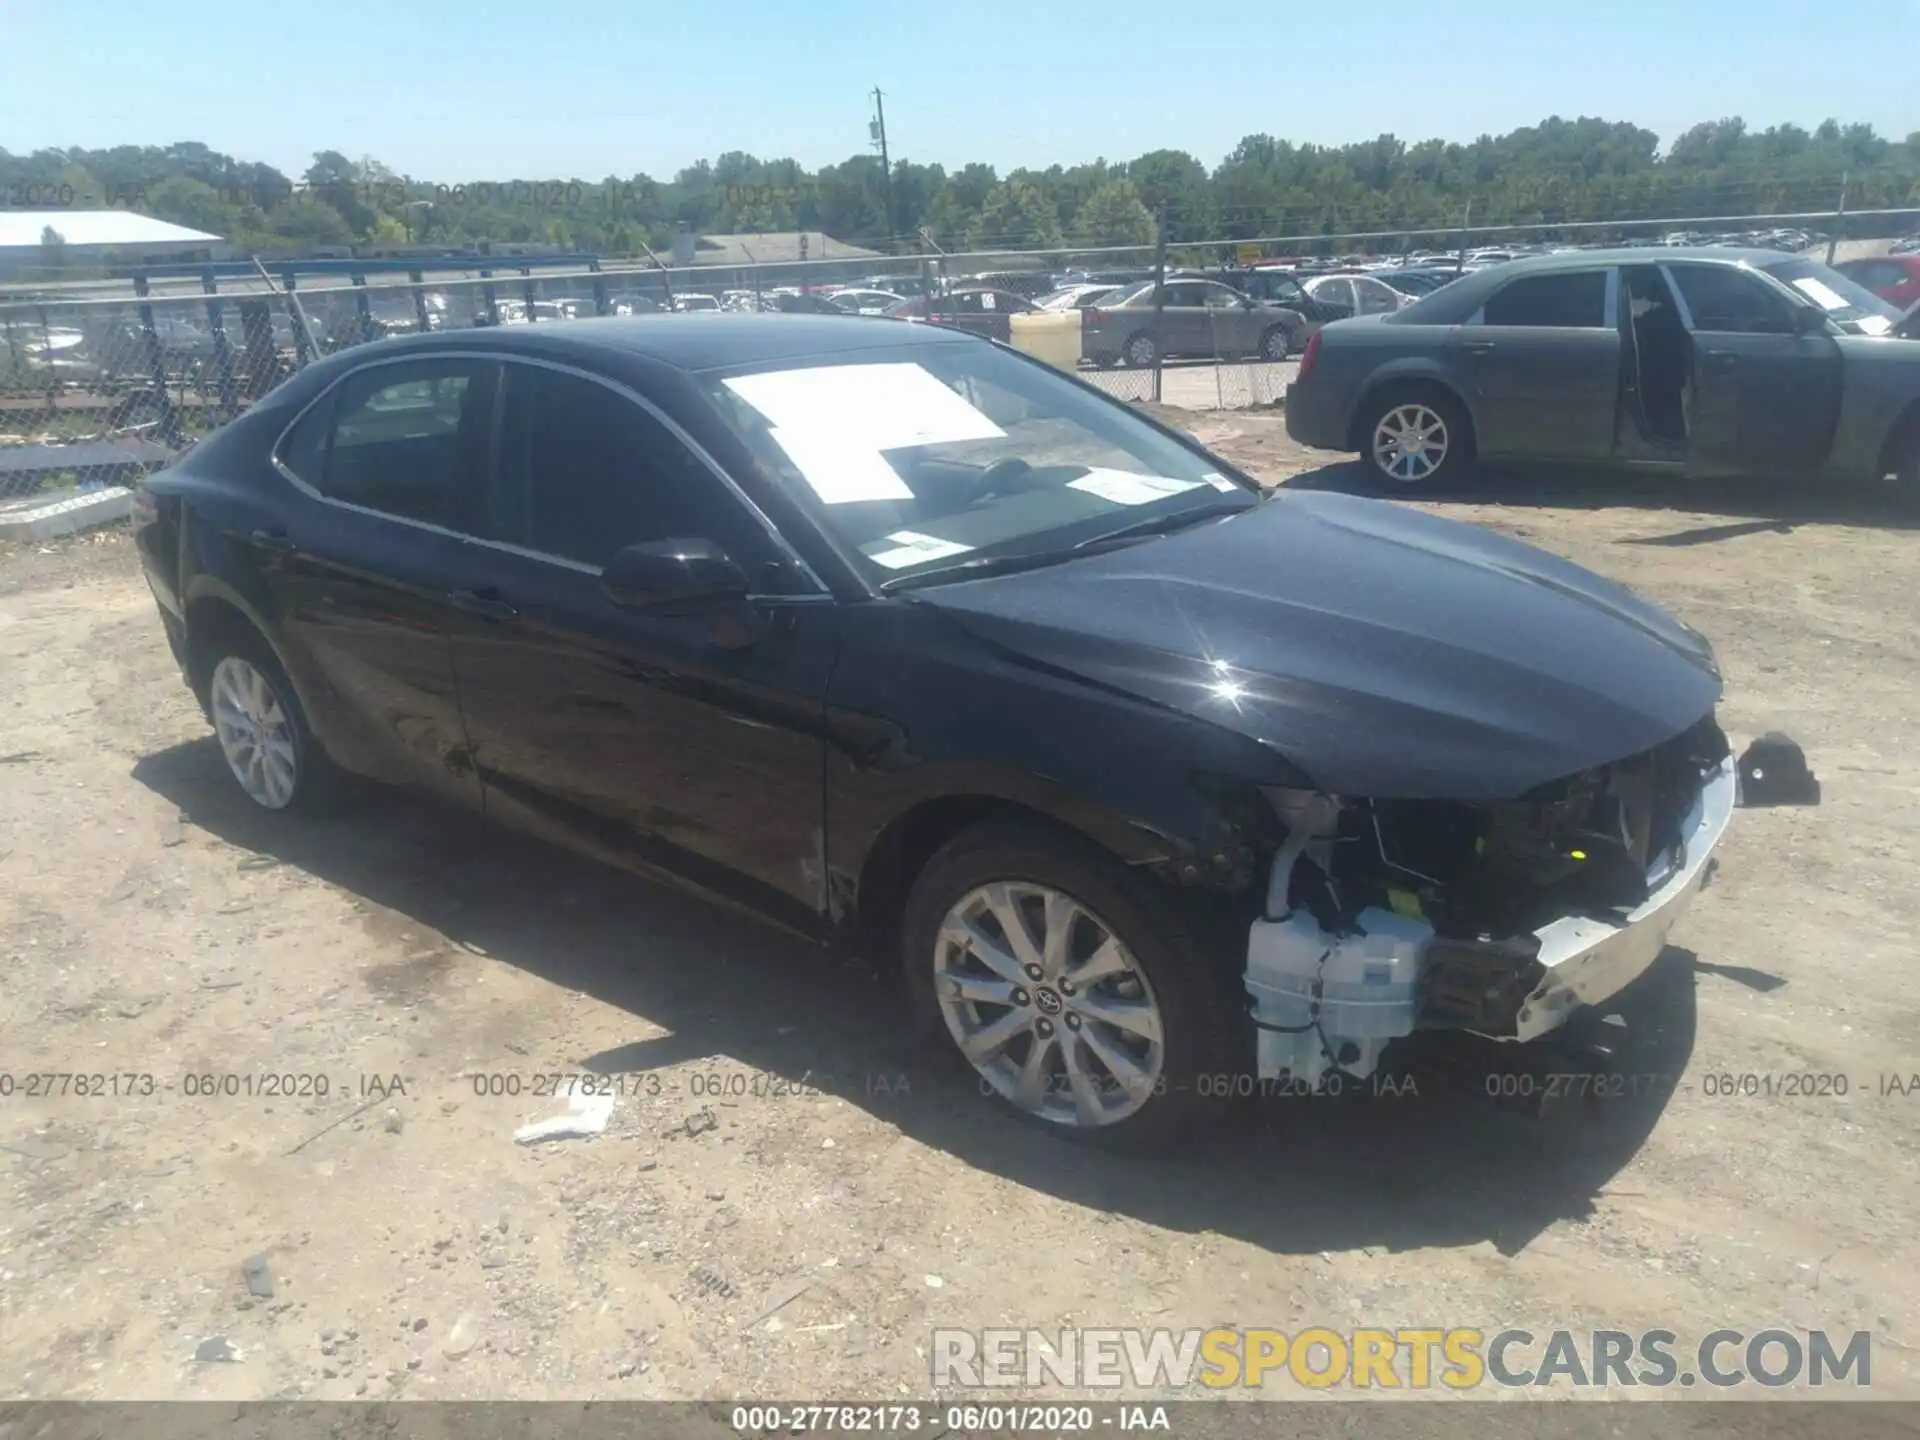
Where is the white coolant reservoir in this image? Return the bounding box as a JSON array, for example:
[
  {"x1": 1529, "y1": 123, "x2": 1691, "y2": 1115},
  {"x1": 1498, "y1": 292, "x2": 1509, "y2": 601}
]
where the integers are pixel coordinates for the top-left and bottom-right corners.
[{"x1": 1245, "y1": 906, "x2": 1430, "y2": 1087}]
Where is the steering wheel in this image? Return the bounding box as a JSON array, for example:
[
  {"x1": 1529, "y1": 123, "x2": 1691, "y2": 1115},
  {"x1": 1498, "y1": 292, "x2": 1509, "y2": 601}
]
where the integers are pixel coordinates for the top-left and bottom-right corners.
[{"x1": 960, "y1": 456, "x2": 1034, "y2": 506}]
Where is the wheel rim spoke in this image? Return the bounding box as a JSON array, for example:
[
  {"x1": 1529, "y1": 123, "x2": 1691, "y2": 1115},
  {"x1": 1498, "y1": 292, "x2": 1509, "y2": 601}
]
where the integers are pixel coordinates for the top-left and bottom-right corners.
[
  {"x1": 1075, "y1": 992, "x2": 1164, "y2": 1044},
  {"x1": 1013, "y1": 1034, "x2": 1055, "y2": 1110},
  {"x1": 981, "y1": 883, "x2": 1045, "y2": 973},
  {"x1": 941, "y1": 916, "x2": 1025, "y2": 985},
  {"x1": 1039, "y1": 891, "x2": 1080, "y2": 978},
  {"x1": 1080, "y1": 1023, "x2": 1152, "y2": 1101},
  {"x1": 961, "y1": 1008, "x2": 1031, "y2": 1064},
  {"x1": 1060, "y1": 1038, "x2": 1106, "y2": 1125},
  {"x1": 1063, "y1": 937, "x2": 1128, "y2": 989},
  {"x1": 945, "y1": 971, "x2": 1018, "y2": 1007}
]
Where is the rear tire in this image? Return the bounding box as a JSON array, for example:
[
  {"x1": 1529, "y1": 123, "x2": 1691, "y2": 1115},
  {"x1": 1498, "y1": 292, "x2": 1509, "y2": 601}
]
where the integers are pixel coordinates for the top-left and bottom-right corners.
[
  {"x1": 1122, "y1": 331, "x2": 1158, "y2": 369},
  {"x1": 1357, "y1": 385, "x2": 1473, "y2": 492},
  {"x1": 200, "y1": 630, "x2": 335, "y2": 814},
  {"x1": 901, "y1": 822, "x2": 1237, "y2": 1152},
  {"x1": 1895, "y1": 429, "x2": 1920, "y2": 509}
]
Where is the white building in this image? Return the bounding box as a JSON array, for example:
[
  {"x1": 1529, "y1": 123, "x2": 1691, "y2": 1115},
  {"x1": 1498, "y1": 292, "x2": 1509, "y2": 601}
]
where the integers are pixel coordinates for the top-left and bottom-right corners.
[{"x1": 0, "y1": 211, "x2": 230, "y2": 278}]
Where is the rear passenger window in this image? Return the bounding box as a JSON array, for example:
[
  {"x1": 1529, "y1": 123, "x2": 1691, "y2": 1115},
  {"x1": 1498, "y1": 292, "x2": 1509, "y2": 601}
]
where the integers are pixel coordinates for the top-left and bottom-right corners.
[
  {"x1": 276, "y1": 390, "x2": 333, "y2": 486},
  {"x1": 1481, "y1": 271, "x2": 1608, "y2": 327},
  {"x1": 320, "y1": 360, "x2": 492, "y2": 526}
]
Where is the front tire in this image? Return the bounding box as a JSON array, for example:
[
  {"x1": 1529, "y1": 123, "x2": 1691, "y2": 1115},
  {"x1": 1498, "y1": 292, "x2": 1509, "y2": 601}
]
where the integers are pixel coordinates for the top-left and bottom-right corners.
[
  {"x1": 1357, "y1": 386, "x2": 1472, "y2": 491},
  {"x1": 901, "y1": 822, "x2": 1234, "y2": 1150},
  {"x1": 1258, "y1": 325, "x2": 1290, "y2": 362},
  {"x1": 203, "y1": 636, "x2": 330, "y2": 813}
]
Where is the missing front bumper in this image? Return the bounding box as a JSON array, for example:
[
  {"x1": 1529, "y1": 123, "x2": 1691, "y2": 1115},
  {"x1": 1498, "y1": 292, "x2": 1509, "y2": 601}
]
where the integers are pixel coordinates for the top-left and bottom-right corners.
[
  {"x1": 1505, "y1": 754, "x2": 1736, "y2": 1042},
  {"x1": 1245, "y1": 754, "x2": 1741, "y2": 1082}
]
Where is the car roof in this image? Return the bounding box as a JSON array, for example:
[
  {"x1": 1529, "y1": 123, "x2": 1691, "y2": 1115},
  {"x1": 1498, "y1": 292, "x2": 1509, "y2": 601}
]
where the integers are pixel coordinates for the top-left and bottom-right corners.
[
  {"x1": 1499, "y1": 245, "x2": 1795, "y2": 268},
  {"x1": 1393, "y1": 245, "x2": 1809, "y2": 319},
  {"x1": 360, "y1": 313, "x2": 974, "y2": 373}
]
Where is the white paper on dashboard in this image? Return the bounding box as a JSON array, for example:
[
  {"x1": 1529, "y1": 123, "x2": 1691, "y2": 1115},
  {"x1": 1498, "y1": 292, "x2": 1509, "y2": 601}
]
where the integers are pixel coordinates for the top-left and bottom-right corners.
[
  {"x1": 865, "y1": 531, "x2": 975, "y2": 570},
  {"x1": 724, "y1": 363, "x2": 1005, "y2": 450},
  {"x1": 1201, "y1": 471, "x2": 1240, "y2": 493},
  {"x1": 1067, "y1": 468, "x2": 1207, "y2": 506},
  {"x1": 1791, "y1": 277, "x2": 1849, "y2": 311},
  {"x1": 768, "y1": 427, "x2": 913, "y2": 503}
]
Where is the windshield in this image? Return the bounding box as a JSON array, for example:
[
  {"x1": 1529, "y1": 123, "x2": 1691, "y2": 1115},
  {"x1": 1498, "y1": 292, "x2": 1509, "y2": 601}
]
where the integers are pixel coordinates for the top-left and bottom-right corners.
[
  {"x1": 700, "y1": 342, "x2": 1253, "y2": 584},
  {"x1": 1760, "y1": 258, "x2": 1902, "y2": 335}
]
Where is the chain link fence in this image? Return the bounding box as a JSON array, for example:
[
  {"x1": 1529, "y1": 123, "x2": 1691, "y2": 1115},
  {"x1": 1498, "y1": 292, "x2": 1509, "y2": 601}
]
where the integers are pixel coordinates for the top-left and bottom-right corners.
[
  {"x1": 0, "y1": 261, "x2": 1302, "y2": 523},
  {"x1": 0, "y1": 271, "x2": 679, "y2": 514},
  {"x1": 7, "y1": 201, "x2": 1915, "y2": 524}
]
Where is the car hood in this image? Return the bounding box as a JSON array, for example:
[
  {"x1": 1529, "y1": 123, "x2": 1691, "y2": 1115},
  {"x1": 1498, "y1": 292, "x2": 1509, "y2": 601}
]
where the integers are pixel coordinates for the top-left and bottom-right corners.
[{"x1": 910, "y1": 489, "x2": 1722, "y2": 799}]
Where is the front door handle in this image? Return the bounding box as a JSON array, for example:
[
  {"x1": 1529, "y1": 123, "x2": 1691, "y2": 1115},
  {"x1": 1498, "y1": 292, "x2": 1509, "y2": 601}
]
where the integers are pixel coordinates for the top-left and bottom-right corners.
[
  {"x1": 1462, "y1": 340, "x2": 1497, "y2": 354},
  {"x1": 1704, "y1": 351, "x2": 1739, "y2": 370},
  {"x1": 249, "y1": 527, "x2": 295, "y2": 553},
  {"x1": 448, "y1": 588, "x2": 519, "y2": 621}
]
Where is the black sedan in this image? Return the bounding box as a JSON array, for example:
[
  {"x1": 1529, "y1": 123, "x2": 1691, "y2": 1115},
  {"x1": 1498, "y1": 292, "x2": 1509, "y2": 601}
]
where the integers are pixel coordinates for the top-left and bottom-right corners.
[
  {"x1": 1286, "y1": 247, "x2": 1920, "y2": 494},
  {"x1": 133, "y1": 315, "x2": 1785, "y2": 1147}
]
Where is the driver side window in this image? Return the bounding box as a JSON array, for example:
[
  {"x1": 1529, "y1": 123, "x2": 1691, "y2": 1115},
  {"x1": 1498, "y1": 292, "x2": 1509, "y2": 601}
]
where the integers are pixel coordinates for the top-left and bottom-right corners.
[
  {"x1": 484, "y1": 363, "x2": 771, "y2": 573},
  {"x1": 1668, "y1": 266, "x2": 1795, "y2": 336}
]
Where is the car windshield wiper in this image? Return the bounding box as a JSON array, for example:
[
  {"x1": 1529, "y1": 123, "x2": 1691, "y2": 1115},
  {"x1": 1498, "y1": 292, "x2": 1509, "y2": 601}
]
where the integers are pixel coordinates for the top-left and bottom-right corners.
[
  {"x1": 1071, "y1": 499, "x2": 1253, "y2": 551},
  {"x1": 877, "y1": 499, "x2": 1257, "y2": 593},
  {"x1": 877, "y1": 547, "x2": 1084, "y2": 592}
]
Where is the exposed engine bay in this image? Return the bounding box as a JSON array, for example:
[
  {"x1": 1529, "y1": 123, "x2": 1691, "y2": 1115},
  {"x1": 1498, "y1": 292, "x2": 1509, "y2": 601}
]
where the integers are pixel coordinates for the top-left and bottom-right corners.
[{"x1": 1243, "y1": 718, "x2": 1814, "y2": 1089}]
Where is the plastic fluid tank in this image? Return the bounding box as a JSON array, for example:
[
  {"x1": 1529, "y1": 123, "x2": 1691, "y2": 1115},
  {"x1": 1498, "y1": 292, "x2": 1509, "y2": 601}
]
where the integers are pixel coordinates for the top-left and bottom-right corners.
[{"x1": 1246, "y1": 907, "x2": 1429, "y2": 1082}]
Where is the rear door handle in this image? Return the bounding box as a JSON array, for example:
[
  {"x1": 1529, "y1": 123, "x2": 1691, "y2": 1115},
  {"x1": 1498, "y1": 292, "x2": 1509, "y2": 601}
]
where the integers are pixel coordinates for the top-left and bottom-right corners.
[
  {"x1": 249, "y1": 527, "x2": 295, "y2": 553},
  {"x1": 448, "y1": 588, "x2": 519, "y2": 621},
  {"x1": 1462, "y1": 340, "x2": 1497, "y2": 354},
  {"x1": 1704, "y1": 352, "x2": 1739, "y2": 369}
]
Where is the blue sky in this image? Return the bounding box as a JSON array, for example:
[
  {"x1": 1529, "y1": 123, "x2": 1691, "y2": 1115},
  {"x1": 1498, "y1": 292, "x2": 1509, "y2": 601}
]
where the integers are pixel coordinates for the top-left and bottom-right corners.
[{"x1": 3, "y1": 0, "x2": 1915, "y2": 182}]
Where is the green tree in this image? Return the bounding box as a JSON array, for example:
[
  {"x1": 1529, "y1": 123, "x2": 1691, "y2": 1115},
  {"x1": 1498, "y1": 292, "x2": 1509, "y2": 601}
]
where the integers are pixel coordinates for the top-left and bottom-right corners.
[
  {"x1": 1073, "y1": 180, "x2": 1155, "y2": 246},
  {"x1": 39, "y1": 225, "x2": 69, "y2": 273},
  {"x1": 973, "y1": 180, "x2": 1062, "y2": 248}
]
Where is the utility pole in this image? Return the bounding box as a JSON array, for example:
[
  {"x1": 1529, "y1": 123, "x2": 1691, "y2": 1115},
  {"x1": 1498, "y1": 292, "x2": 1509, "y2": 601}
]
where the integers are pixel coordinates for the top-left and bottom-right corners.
[
  {"x1": 1826, "y1": 172, "x2": 1848, "y2": 267},
  {"x1": 1150, "y1": 202, "x2": 1169, "y2": 403},
  {"x1": 870, "y1": 87, "x2": 896, "y2": 253}
]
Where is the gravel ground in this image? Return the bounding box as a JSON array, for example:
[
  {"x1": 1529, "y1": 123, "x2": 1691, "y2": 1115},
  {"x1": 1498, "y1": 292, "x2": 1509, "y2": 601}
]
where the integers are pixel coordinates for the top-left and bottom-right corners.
[{"x1": 2, "y1": 420, "x2": 1918, "y2": 1407}]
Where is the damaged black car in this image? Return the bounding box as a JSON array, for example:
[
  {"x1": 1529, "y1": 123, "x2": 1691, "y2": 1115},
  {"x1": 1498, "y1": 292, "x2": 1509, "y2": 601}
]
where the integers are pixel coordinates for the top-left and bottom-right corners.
[{"x1": 130, "y1": 314, "x2": 1815, "y2": 1148}]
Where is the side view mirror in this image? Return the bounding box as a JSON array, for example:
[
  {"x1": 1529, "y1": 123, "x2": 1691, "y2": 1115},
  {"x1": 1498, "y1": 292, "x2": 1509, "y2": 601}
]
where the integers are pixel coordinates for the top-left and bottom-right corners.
[
  {"x1": 1795, "y1": 305, "x2": 1830, "y2": 335},
  {"x1": 601, "y1": 538, "x2": 749, "y2": 610}
]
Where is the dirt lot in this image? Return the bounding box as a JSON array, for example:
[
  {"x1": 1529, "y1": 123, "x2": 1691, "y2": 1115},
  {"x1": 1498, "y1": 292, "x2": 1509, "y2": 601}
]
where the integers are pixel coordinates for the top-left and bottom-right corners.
[{"x1": 3, "y1": 415, "x2": 1919, "y2": 1406}]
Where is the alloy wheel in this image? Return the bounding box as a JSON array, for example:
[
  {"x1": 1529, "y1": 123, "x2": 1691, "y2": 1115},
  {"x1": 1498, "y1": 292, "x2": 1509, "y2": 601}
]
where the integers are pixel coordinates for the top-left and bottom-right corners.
[
  {"x1": 1371, "y1": 403, "x2": 1449, "y2": 484},
  {"x1": 1125, "y1": 334, "x2": 1157, "y2": 368},
  {"x1": 210, "y1": 656, "x2": 299, "y2": 810},
  {"x1": 933, "y1": 882, "x2": 1166, "y2": 1127}
]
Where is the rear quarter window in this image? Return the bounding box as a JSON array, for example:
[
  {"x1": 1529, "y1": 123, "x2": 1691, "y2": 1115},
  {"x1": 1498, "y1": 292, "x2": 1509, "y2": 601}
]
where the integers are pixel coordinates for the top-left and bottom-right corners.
[
  {"x1": 276, "y1": 390, "x2": 334, "y2": 486},
  {"x1": 1480, "y1": 271, "x2": 1608, "y2": 327}
]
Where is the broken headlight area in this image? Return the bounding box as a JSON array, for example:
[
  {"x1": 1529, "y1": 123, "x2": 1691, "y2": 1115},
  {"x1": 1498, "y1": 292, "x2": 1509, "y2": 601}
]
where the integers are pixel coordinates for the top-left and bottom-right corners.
[{"x1": 1246, "y1": 715, "x2": 1737, "y2": 1088}]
